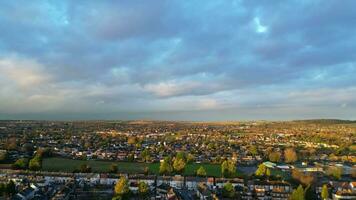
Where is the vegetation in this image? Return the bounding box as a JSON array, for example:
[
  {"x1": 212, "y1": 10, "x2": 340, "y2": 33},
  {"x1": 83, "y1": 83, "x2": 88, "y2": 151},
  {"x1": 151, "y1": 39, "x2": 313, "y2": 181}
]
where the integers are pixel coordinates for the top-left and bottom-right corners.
[
  {"x1": 42, "y1": 157, "x2": 237, "y2": 177},
  {"x1": 138, "y1": 181, "x2": 149, "y2": 198},
  {"x1": 304, "y1": 185, "x2": 317, "y2": 200},
  {"x1": 290, "y1": 185, "x2": 305, "y2": 200},
  {"x1": 173, "y1": 157, "x2": 186, "y2": 174},
  {"x1": 0, "y1": 180, "x2": 16, "y2": 197},
  {"x1": 321, "y1": 184, "x2": 329, "y2": 200},
  {"x1": 0, "y1": 151, "x2": 8, "y2": 163},
  {"x1": 222, "y1": 182, "x2": 235, "y2": 198},
  {"x1": 221, "y1": 159, "x2": 236, "y2": 178},
  {"x1": 159, "y1": 157, "x2": 173, "y2": 175},
  {"x1": 109, "y1": 164, "x2": 118, "y2": 173},
  {"x1": 196, "y1": 166, "x2": 207, "y2": 177},
  {"x1": 29, "y1": 156, "x2": 41, "y2": 171},
  {"x1": 269, "y1": 151, "x2": 281, "y2": 162},
  {"x1": 326, "y1": 166, "x2": 342, "y2": 180},
  {"x1": 255, "y1": 164, "x2": 267, "y2": 177},
  {"x1": 140, "y1": 149, "x2": 151, "y2": 163},
  {"x1": 79, "y1": 163, "x2": 92, "y2": 173},
  {"x1": 284, "y1": 148, "x2": 298, "y2": 163},
  {"x1": 12, "y1": 158, "x2": 29, "y2": 170},
  {"x1": 248, "y1": 145, "x2": 258, "y2": 156},
  {"x1": 291, "y1": 170, "x2": 314, "y2": 186},
  {"x1": 114, "y1": 176, "x2": 130, "y2": 199}
]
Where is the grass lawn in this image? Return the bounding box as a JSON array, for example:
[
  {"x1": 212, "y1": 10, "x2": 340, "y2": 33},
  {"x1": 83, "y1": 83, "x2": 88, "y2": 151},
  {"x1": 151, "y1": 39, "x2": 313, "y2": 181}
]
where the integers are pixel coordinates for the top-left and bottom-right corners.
[
  {"x1": 42, "y1": 157, "x2": 149, "y2": 174},
  {"x1": 271, "y1": 169, "x2": 290, "y2": 179},
  {"x1": 42, "y1": 157, "x2": 244, "y2": 177}
]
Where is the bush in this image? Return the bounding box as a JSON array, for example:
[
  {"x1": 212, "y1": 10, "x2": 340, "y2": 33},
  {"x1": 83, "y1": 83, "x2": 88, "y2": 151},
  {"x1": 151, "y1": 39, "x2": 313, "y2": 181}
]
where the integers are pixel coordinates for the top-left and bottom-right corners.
[
  {"x1": 29, "y1": 157, "x2": 41, "y2": 171},
  {"x1": 12, "y1": 158, "x2": 29, "y2": 170},
  {"x1": 79, "y1": 164, "x2": 92, "y2": 173},
  {"x1": 222, "y1": 182, "x2": 235, "y2": 198},
  {"x1": 109, "y1": 164, "x2": 118, "y2": 173}
]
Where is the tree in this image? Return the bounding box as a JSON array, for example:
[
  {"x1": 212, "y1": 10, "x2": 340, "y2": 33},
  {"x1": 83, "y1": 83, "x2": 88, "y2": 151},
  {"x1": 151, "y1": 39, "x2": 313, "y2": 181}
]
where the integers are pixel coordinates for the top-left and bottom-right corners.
[
  {"x1": 36, "y1": 148, "x2": 52, "y2": 158},
  {"x1": 222, "y1": 182, "x2": 235, "y2": 198},
  {"x1": 141, "y1": 149, "x2": 151, "y2": 162},
  {"x1": 159, "y1": 157, "x2": 173, "y2": 175},
  {"x1": 290, "y1": 185, "x2": 305, "y2": 200},
  {"x1": 127, "y1": 137, "x2": 138, "y2": 145},
  {"x1": 321, "y1": 185, "x2": 329, "y2": 200},
  {"x1": 176, "y1": 152, "x2": 186, "y2": 161},
  {"x1": 284, "y1": 148, "x2": 298, "y2": 163},
  {"x1": 255, "y1": 164, "x2": 267, "y2": 177},
  {"x1": 5, "y1": 138, "x2": 17, "y2": 151},
  {"x1": 0, "y1": 151, "x2": 8, "y2": 163},
  {"x1": 127, "y1": 154, "x2": 134, "y2": 162},
  {"x1": 266, "y1": 168, "x2": 271, "y2": 177},
  {"x1": 109, "y1": 164, "x2": 118, "y2": 173},
  {"x1": 351, "y1": 167, "x2": 356, "y2": 178},
  {"x1": 173, "y1": 158, "x2": 186, "y2": 174},
  {"x1": 186, "y1": 153, "x2": 195, "y2": 163},
  {"x1": 112, "y1": 196, "x2": 122, "y2": 200},
  {"x1": 305, "y1": 185, "x2": 317, "y2": 200},
  {"x1": 292, "y1": 169, "x2": 314, "y2": 186},
  {"x1": 22, "y1": 143, "x2": 34, "y2": 154},
  {"x1": 0, "y1": 183, "x2": 5, "y2": 196},
  {"x1": 79, "y1": 164, "x2": 91, "y2": 173},
  {"x1": 326, "y1": 166, "x2": 342, "y2": 180},
  {"x1": 221, "y1": 159, "x2": 236, "y2": 178},
  {"x1": 29, "y1": 157, "x2": 41, "y2": 171},
  {"x1": 269, "y1": 151, "x2": 281, "y2": 162},
  {"x1": 249, "y1": 145, "x2": 258, "y2": 156},
  {"x1": 138, "y1": 181, "x2": 149, "y2": 198},
  {"x1": 299, "y1": 174, "x2": 314, "y2": 186},
  {"x1": 114, "y1": 176, "x2": 130, "y2": 198},
  {"x1": 144, "y1": 167, "x2": 149, "y2": 175},
  {"x1": 264, "y1": 147, "x2": 274, "y2": 157},
  {"x1": 5, "y1": 180, "x2": 16, "y2": 196},
  {"x1": 12, "y1": 158, "x2": 28, "y2": 170},
  {"x1": 196, "y1": 166, "x2": 207, "y2": 177}
]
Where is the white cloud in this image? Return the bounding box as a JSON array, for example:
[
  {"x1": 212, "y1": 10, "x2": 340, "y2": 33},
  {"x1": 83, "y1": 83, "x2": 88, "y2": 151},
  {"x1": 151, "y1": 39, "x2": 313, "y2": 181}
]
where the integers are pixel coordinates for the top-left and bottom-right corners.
[
  {"x1": 254, "y1": 17, "x2": 268, "y2": 33},
  {"x1": 0, "y1": 56, "x2": 51, "y2": 89},
  {"x1": 144, "y1": 80, "x2": 202, "y2": 97},
  {"x1": 198, "y1": 98, "x2": 218, "y2": 109}
]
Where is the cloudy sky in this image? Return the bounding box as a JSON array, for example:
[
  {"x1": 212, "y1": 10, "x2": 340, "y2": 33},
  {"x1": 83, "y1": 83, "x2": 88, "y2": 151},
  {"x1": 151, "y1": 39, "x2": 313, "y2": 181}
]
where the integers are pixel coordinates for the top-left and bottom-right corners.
[{"x1": 0, "y1": 0, "x2": 355, "y2": 121}]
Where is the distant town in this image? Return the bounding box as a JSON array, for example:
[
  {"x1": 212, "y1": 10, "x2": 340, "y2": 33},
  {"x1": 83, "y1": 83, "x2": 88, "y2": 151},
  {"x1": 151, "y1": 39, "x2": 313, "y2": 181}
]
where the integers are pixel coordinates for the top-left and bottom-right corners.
[{"x1": 0, "y1": 119, "x2": 354, "y2": 200}]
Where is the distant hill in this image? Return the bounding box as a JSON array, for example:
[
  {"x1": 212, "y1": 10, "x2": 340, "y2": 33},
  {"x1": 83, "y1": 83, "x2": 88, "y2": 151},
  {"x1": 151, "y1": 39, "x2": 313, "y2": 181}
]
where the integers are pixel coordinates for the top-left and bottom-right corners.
[{"x1": 292, "y1": 119, "x2": 356, "y2": 124}]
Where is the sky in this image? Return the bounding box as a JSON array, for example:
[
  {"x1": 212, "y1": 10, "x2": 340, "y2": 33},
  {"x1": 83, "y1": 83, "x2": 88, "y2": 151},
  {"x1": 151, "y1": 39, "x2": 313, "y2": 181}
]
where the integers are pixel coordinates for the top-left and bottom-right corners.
[{"x1": 0, "y1": 0, "x2": 355, "y2": 121}]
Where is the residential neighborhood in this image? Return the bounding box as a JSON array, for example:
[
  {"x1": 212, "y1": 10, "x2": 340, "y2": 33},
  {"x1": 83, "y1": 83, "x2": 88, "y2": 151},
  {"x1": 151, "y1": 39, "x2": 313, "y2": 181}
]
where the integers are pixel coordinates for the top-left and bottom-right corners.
[{"x1": 0, "y1": 120, "x2": 354, "y2": 199}]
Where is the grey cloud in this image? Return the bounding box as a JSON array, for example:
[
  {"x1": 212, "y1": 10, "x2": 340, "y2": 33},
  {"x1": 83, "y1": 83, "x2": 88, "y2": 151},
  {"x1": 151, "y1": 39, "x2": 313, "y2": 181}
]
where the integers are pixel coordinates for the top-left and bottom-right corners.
[{"x1": 0, "y1": 0, "x2": 355, "y2": 119}]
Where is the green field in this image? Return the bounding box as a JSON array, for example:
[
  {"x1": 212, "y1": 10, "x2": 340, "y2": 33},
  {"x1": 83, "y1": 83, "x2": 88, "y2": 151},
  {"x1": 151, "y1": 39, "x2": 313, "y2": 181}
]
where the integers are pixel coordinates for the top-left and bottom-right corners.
[
  {"x1": 42, "y1": 157, "x2": 149, "y2": 174},
  {"x1": 42, "y1": 157, "x2": 242, "y2": 177}
]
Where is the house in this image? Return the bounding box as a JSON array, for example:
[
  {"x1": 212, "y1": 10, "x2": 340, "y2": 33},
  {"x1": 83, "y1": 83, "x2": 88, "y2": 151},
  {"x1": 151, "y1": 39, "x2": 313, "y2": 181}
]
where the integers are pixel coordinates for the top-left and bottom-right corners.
[
  {"x1": 215, "y1": 178, "x2": 244, "y2": 189},
  {"x1": 156, "y1": 183, "x2": 171, "y2": 199},
  {"x1": 263, "y1": 161, "x2": 277, "y2": 169},
  {"x1": 295, "y1": 164, "x2": 323, "y2": 172},
  {"x1": 174, "y1": 188, "x2": 196, "y2": 200},
  {"x1": 333, "y1": 164, "x2": 353, "y2": 175},
  {"x1": 248, "y1": 180, "x2": 292, "y2": 200},
  {"x1": 14, "y1": 187, "x2": 36, "y2": 200},
  {"x1": 276, "y1": 165, "x2": 292, "y2": 171},
  {"x1": 332, "y1": 191, "x2": 356, "y2": 200},
  {"x1": 330, "y1": 181, "x2": 352, "y2": 192},
  {"x1": 235, "y1": 185, "x2": 253, "y2": 200},
  {"x1": 350, "y1": 182, "x2": 356, "y2": 192},
  {"x1": 51, "y1": 182, "x2": 75, "y2": 200},
  {"x1": 129, "y1": 181, "x2": 139, "y2": 194},
  {"x1": 197, "y1": 183, "x2": 214, "y2": 200},
  {"x1": 270, "y1": 187, "x2": 290, "y2": 200}
]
